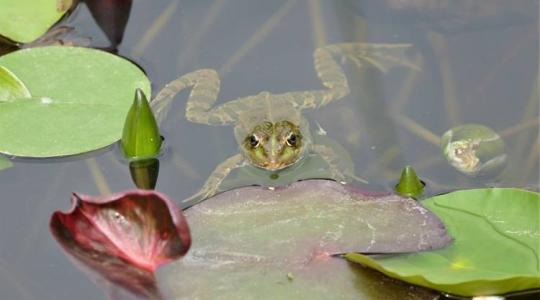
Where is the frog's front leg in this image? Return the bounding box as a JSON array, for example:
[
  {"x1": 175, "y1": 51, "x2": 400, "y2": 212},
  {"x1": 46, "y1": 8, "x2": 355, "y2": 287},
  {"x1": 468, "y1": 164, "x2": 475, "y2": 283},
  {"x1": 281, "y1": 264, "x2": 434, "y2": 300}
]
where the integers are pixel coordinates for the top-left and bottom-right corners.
[
  {"x1": 151, "y1": 69, "x2": 242, "y2": 126},
  {"x1": 150, "y1": 69, "x2": 220, "y2": 124},
  {"x1": 152, "y1": 69, "x2": 254, "y2": 126},
  {"x1": 182, "y1": 154, "x2": 245, "y2": 205},
  {"x1": 311, "y1": 144, "x2": 368, "y2": 184}
]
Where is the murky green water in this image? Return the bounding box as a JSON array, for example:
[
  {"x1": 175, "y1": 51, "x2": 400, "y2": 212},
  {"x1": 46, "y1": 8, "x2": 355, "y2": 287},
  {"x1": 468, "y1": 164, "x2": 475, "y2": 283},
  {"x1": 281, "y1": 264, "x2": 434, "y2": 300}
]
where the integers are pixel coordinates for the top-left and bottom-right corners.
[{"x1": 0, "y1": 0, "x2": 538, "y2": 299}]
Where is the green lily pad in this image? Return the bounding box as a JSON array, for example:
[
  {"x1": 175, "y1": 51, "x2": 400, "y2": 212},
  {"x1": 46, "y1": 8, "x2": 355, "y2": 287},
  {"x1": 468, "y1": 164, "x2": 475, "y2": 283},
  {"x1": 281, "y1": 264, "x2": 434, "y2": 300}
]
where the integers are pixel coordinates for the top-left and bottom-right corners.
[
  {"x1": 0, "y1": 0, "x2": 70, "y2": 43},
  {"x1": 158, "y1": 180, "x2": 451, "y2": 299},
  {"x1": 0, "y1": 46, "x2": 150, "y2": 157},
  {"x1": 346, "y1": 188, "x2": 540, "y2": 297}
]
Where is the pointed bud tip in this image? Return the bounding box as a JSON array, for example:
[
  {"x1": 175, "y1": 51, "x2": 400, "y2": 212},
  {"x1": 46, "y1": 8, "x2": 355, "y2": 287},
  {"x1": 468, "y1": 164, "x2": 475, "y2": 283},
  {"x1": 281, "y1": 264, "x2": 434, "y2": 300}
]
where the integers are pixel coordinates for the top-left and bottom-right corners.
[
  {"x1": 395, "y1": 165, "x2": 424, "y2": 198},
  {"x1": 134, "y1": 88, "x2": 148, "y2": 104},
  {"x1": 401, "y1": 165, "x2": 417, "y2": 177}
]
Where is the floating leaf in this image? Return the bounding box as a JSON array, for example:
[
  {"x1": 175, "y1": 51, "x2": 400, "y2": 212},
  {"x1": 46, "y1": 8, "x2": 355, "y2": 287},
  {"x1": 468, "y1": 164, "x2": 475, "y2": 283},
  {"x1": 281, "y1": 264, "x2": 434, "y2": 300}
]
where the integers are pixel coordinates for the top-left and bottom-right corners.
[
  {"x1": 395, "y1": 165, "x2": 424, "y2": 198},
  {"x1": 0, "y1": 0, "x2": 71, "y2": 43},
  {"x1": 346, "y1": 188, "x2": 540, "y2": 297},
  {"x1": 159, "y1": 180, "x2": 451, "y2": 299},
  {"x1": 0, "y1": 65, "x2": 31, "y2": 101},
  {"x1": 50, "y1": 190, "x2": 191, "y2": 299},
  {"x1": 0, "y1": 46, "x2": 150, "y2": 157},
  {"x1": 121, "y1": 88, "x2": 162, "y2": 159}
]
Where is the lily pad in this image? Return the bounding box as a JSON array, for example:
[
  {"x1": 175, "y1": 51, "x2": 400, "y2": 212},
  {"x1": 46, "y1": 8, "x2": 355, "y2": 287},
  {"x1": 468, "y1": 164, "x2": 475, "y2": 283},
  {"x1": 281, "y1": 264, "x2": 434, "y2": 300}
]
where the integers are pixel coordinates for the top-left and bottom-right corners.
[
  {"x1": 0, "y1": 46, "x2": 150, "y2": 157},
  {"x1": 0, "y1": 0, "x2": 71, "y2": 43},
  {"x1": 346, "y1": 188, "x2": 540, "y2": 297},
  {"x1": 50, "y1": 190, "x2": 191, "y2": 299},
  {"x1": 159, "y1": 179, "x2": 451, "y2": 299}
]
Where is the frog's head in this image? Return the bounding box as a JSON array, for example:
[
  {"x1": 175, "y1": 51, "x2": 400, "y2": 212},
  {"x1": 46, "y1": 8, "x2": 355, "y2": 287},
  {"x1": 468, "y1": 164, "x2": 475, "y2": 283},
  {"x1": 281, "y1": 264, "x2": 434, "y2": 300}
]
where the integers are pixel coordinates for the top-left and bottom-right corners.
[{"x1": 239, "y1": 120, "x2": 306, "y2": 170}]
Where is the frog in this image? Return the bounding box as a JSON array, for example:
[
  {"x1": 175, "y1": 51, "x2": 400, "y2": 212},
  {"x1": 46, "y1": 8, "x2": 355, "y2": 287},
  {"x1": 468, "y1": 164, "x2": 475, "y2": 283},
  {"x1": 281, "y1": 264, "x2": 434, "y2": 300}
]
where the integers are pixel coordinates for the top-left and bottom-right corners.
[{"x1": 150, "y1": 43, "x2": 418, "y2": 203}]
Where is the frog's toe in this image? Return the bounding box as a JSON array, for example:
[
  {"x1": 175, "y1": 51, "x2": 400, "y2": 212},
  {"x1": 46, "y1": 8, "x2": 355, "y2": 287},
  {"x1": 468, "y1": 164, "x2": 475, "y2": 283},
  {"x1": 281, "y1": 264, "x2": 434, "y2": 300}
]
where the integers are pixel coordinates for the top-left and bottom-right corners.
[
  {"x1": 182, "y1": 193, "x2": 200, "y2": 204},
  {"x1": 329, "y1": 172, "x2": 347, "y2": 183},
  {"x1": 351, "y1": 174, "x2": 369, "y2": 184}
]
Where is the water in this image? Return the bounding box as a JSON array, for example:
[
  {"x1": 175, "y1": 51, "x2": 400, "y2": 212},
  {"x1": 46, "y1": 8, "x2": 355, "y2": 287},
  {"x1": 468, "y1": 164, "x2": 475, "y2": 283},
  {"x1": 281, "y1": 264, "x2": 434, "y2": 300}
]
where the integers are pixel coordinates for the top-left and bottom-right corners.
[{"x1": 0, "y1": 0, "x2": 538, "y2": 299}]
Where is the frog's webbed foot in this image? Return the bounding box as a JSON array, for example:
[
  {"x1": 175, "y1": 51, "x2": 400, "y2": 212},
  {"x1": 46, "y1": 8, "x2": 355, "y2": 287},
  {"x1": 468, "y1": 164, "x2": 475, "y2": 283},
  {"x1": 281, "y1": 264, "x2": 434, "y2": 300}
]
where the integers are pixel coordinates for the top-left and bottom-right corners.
[
  {"x1": 323, "y1": 43, "x2": 421, "y2": 73},
  {"x1": 285, "y1": 43, "x2": 419, "y2": 110},
  {"x1": 311, "y1": 144, "x2": 368, "y2": 184},
  {"x1": 182, "y1": 154, "x2": 245, "y2": 206}
]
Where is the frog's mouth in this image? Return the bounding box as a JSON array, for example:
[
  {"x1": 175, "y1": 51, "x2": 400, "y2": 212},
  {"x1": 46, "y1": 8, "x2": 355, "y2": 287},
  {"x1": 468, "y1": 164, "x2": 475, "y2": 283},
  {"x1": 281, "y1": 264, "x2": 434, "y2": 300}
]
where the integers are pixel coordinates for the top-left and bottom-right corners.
[
  {"x1": 252, "y1": 154, "x2": 304, "y2": 171},
  {"x1": 260, "y1": 160, "x2": 290, "y2": 171}
]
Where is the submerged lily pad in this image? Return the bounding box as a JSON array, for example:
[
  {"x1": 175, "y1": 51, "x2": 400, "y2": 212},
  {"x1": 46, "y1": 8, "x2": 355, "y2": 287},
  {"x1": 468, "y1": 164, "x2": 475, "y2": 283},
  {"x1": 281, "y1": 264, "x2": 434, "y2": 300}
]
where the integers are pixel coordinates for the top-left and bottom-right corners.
[
  {"x1": 346, "y1": 188, "x2": 540, "y2": 297},
  {"x1": 159, "y1": 179, "x2": 451, "y2": 299},
  {"x1": 0, "y1": 46, "x2": 150, "y2": 157},
  {"x1": 0, "y1": 0, "x2": 71, "y2": 43},
  {"x1": 50, "y1": 190, "x2": 190, "y2": 299}
]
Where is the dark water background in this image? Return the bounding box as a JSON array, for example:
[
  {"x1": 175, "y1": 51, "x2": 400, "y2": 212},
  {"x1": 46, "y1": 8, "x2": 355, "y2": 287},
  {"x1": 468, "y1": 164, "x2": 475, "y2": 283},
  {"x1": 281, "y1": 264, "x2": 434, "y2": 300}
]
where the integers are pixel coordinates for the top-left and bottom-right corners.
[{"x1": 0, "y1": 0, "x2": 538, "y2": 299}]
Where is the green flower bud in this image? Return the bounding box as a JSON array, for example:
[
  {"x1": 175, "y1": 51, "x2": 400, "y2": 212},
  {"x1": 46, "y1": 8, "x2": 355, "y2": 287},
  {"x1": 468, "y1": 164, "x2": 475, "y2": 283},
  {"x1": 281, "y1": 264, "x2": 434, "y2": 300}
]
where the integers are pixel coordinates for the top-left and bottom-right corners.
[
  {"x1": 121, "y1": 88, "x2": 162, "y2": 159},
  {"x1": 395, "y1": 165, "x2": 424, "y2": 198}
]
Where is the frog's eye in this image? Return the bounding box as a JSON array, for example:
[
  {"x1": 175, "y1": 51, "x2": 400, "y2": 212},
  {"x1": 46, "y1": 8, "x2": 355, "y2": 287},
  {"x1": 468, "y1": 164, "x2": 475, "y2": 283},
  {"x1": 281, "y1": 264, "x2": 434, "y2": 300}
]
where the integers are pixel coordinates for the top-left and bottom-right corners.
[
  {"x1": 249, "y1": 135, "x2": 260, "y2": 148},
  {"x1": 286, "y1": 133, "x2": 299, "y2": 147}
]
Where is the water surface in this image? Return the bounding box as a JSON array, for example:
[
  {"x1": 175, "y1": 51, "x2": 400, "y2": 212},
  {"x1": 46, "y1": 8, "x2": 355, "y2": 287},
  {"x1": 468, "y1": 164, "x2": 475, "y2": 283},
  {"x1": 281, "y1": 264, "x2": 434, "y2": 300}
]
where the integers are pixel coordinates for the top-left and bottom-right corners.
[{"x1": 0, "y1": 0, "x2": 538, "y2": 299}]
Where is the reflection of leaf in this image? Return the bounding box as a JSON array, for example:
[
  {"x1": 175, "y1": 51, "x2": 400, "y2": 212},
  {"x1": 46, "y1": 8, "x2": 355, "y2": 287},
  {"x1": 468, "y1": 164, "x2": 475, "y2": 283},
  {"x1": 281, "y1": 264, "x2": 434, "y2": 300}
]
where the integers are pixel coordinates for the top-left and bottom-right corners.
[
  {"x1": 0, "y1": 65, "x2": 31, "y2": 101},
  {"x1": 160, "y1": 180, "x2": 451, "y2": 299},
  {"x1": 0, "y1": 46, "x2": 150, "y2": 157},
  {"x1": 346, "y1": 188, "x2": 540, "y2": 297},
  {"x1": 0, "y1": 155, "x2": 12, "y2": 171},
  {"x1": 129, "y1": 158, "x2": 160, "y2": 189},
  {"x1": 0, "y1": 0, "x2": 70, "y2": 43},
  {"x1": 85, "y1": 0, "x2": 132, "y2": 48},
  {"x1": 50, "y1": 190, "x2": 191, "y2": 300}
]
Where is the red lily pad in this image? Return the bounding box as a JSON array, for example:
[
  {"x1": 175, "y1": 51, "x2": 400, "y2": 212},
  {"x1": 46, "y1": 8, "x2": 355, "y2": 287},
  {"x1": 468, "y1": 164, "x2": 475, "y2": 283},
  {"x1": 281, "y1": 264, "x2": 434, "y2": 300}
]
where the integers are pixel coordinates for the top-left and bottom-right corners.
[
  {"x1": 50, "y1": 190, "x2": 190, "y2": 299},
  {"x1": 159, "y1": 179, "x2": 452, "y2": 299}
]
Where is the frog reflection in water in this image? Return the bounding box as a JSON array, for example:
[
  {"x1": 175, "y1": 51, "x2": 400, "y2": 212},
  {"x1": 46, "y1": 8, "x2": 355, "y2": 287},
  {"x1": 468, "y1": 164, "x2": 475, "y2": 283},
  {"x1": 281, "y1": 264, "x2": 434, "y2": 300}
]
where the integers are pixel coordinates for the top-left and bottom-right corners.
[{"x1": 151, "y1": 43, "x2": 417, "y2": 202}]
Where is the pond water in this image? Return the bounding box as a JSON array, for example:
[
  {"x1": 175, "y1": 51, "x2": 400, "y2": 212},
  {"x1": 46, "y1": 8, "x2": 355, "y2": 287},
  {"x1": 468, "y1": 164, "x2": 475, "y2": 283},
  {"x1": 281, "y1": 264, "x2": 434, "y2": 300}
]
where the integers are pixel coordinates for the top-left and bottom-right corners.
[{"x1": 0, "y1": 0, "x2": 538, "y2": 299}]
